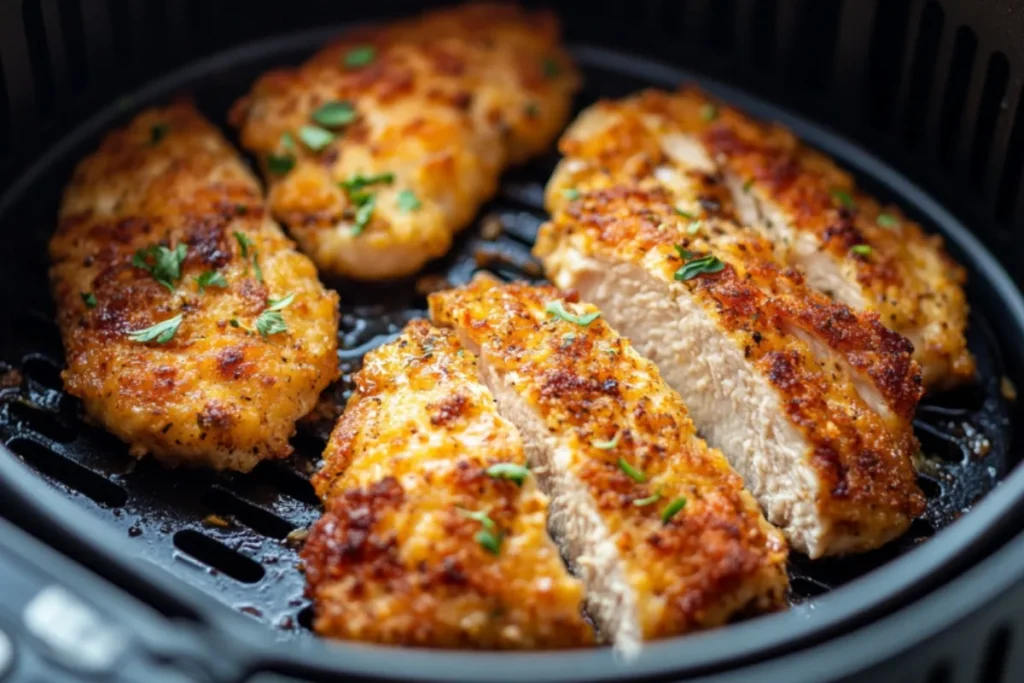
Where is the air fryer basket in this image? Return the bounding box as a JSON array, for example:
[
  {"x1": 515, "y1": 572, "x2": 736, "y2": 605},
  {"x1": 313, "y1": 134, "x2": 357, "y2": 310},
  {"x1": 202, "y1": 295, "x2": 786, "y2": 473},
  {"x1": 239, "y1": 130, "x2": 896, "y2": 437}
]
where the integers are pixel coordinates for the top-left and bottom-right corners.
[{"x1": 1, "y1": 2, "x2": 1024, "y2": 682}]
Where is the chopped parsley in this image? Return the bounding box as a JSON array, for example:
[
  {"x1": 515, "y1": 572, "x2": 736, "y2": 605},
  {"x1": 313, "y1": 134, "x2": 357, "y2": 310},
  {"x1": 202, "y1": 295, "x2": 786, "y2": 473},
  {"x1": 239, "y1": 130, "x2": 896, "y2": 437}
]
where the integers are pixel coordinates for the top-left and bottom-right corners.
[
  {"x1": 618, "y1": 457, "x2": 647, "y2": 483},
  {"x1": 149, "y1": 123, "x2": 169, "y2": 146},
  {"x1": 563, "y1": 188, "x2": 581, "y2": 201},
  {"x1": 673, "y1": 247, "x2": 726, "y2": 281},
  {"x1": 344, "y1": 45, "x2": 377, "y2": 69},
  {"x1": 542, "y1": 57, "x2": 561, "y2": 79},
  {"x1": 128, "y1": 314, "x2": 183, "y2": 344},
  {"x1": 687, "y1": 220, "x2": 702, "y2": 235},
  {"x1": 743, "y1": 178, "x2": 755, "y2": 192},
  {"x1": 298, "y1": 125, "x2": 335, "y2": 152},
  {"x1": 831, "y1": 188, "x2": 856, "y2": 209},
  {"x1": 235, "y1": 204, "x2": 249, "y2": 216},
  {"x1": 254, "y1": 292, "x2": 295, "y2": 339},
  {"x1": 233, "y1": 232, "x2": 263, "y2": 282},
  {"x1": 266, "y1": 152, "x2": 295, "y2": 175},
  {"x1": 592, "y1": 432, "x2": 621, "y2": 450},
  {"x1": 267, "y1": 132, "x2": 296, "y2": 175},
  {"x1": 524, "y1": 101, "x2": 540, "y2": 118},
  {"x1": 877, "y1": 213, "x2": 899, "y2": 228},
  {"x1": 850, "y1": 244, "x2": 873, "y2": 257},
  {"x1": 675, "y1": 207, "x2": 696, "y2": 219},
  {"x1": 485, "y1": 462, "x2": 530, "y2": 486},
  {"x1": 545, "y1": 299, "x2": 600, "y2": 326},
  {"x1": 194, "y1": 270, "x2": 228, "y2": 293},
  {"x1": 700, "y1": 103, "x2": 718, "y2": 122},
  {"x1": 457, "y1": 507, "x2": 503, "y2": 555},
  {"x1": 81, "y1": 292, "x2": 97, "y2": 309},
  {"x1": 661, "y1": 496, "x2": 687, "y2": 524},
  {"x1": 396, "y1": 189, "x2": 422, "y2": 212},
  {"x1": 339, "y1": 172, "x2": 395, "y2": 193},
  {"x1": 351, "y1": 193, "x2": 376, "y2": 236},
  {"x1": 133, "y1": 243, "x2": 187, "y2": 292},
  {"x1": 311, "y1": 100, "x2": 357, "y2": 128},
  {"x1": 633, "y1": 487, "x2": 663, "y2": 507}
]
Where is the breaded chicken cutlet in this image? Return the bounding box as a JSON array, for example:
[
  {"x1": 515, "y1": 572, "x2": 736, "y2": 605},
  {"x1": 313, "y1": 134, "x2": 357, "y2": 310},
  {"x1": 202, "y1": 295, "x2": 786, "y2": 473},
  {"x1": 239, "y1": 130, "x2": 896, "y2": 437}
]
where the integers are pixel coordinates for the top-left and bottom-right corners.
[
  {"x1": 49, "y1": 103, "x2": 340, "y2": 472},
  {"x1": 305, "y1": 320, "x2": 593, "y2": 648},
  {"x1": 545, "y1": 89, "x2": 973, "y2": 391},
  {"x1": 429, "y1": 279, "x2": 788, "y2": 654},
  {"x1": 537, "y1": 96, "x2": 926, "y2": 557},
  {"x1": 231, "y1": 3, "x2": 580, "y2": 281}
]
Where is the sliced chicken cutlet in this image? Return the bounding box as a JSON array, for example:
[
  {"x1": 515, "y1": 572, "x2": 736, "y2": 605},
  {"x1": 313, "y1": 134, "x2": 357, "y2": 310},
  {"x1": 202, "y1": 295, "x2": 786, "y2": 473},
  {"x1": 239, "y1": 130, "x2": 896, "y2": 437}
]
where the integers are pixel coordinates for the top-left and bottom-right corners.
[
  {"x1": 429, "y1": 279, "x2": 788, "y2": 654},
  {"x1": 231, "y1": 3, "x2": 580, "y2": 280},
  {"x1": 49, "y1": 103, "x2": 340, "y2": 472},
  {"x1": 304, "y1": 320, "x2": 592, "y2": 648},
  {"x1": 536, "y1": 180, "x2": 925, "y2": 557},
  {"x1": 547, "y1": 89, "x2": 973, "y2": 391}
]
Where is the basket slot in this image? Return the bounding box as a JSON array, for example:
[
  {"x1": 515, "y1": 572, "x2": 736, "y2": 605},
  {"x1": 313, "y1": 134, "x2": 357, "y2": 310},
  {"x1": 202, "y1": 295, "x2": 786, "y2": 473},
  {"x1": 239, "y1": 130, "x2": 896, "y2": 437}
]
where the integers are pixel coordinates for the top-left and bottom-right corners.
[
  {"x1": 937, "y1": 26, "x2": 978, "y2": 168},
  {"x1": 6, "y1": 436, "x2": 128, "y2": 507},
  {"x1": 172, "y1": 529, "x2": 266, "y2": 584},
  {"x1": 200, "y1": 486, "x2": 296, "y2": 540},
  {"x1": 788, "y1": 0, "x2": 841, "y2": 93},
  {"x1": 867, "y1": 0, "x2": 915, "y2": 131},
  {"x1": 7, "y1": 401, "x2": 76, "y2": 443},
  {"x1": 900, "y1": 1, "x2": 945, "y2": 149},
  {"x1": 971, "y1": 53, "x2": 1012, "y2": 197},
  {"x1": 996, "y1": 93, "x2": 1024, "y2": 226}
]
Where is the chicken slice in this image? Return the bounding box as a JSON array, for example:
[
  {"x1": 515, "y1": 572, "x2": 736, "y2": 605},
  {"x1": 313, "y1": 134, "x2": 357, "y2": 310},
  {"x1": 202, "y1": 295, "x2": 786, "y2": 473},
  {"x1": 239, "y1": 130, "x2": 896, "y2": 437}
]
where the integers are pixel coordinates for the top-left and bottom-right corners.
[
  {"x1": 49, "y1": 103, "x2": 339, "y2": 472},
  {"x1": 304, "y1": 320, "x2": 592, "y2": 648},
  {"x1": 429, "y1": 279, "x2": 788, "y2": 655},
  {"x1": 536, "y1": 182, "x2": 925, "y2": 557},
  {"x1": 547, "y1": 89, "x2": 973, "y2": 391},
  {"x1": 231, "y1": 3, "x2": 580, "y2": 280}
]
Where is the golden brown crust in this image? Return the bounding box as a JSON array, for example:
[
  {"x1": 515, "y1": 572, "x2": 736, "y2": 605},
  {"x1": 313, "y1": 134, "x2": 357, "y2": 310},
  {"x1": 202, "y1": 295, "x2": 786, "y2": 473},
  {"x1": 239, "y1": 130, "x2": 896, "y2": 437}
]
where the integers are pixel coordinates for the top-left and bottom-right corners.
[
  {"x1": 232, "y1": 3, "x2": 580, "y2": 280},
  {"x1": 679, "y1": 89, "x2": 973, "y2": 390},
  {"x1": 547, "y1": 88, "x2": 972, "y2": 391},
  {"x1": 49, "y1": 103, "x2": 340, "y2": 472},
  {"x1": 429, "y1": 280, "x2": 788, "y2": 638},
  {"x1": 305, "y1": 320, "x2": 592, "y2": 648},
  {"x1": 536, "y1": 185, "x2": 925, "y2": 550}
]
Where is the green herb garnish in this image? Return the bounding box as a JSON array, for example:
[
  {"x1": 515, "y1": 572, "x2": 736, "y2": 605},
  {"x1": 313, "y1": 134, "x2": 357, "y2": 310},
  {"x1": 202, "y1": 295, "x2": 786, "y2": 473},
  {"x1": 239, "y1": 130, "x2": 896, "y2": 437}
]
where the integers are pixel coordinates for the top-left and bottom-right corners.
[
  {"x1": 524, "y1": 101, "x2": 540, "y2": 118},
  {"x1": 743, "y1": 178, "x2": 754, "y2": 192},
  {"x1": 831, "y1": 188, "x2": 856, "y2": 209},
  {"x1": 396, "y1": 189, "x2": 422, "y2": 212},
  {"x1": 542, "y1": 57, "x2": 561, "y2": 79},
  {"x1": 253, "y1": 292, "x2": 295, "y2": 339},
  {"x1": 194, "y1": 271, "x2": 228, "y2": 294},
  {"x1": 877, "y1": 213, "x2": 899, "y2": 228},
  {"x1": 311, "y1": 101, "x2": 357, "y2": 128},
  {"x1": 149, "y1": 123, "x2": 169, "y2": 146},
  {"x1": 687, "y1": 220, "x2": 702, "y2": 235},
  {"x1": 617, "y1": 457, "x2": 646, "y2": 483},
  {"x1": 298, "y1": 125, "x2": 335, "y2": 152},
  {"x1": 673, "y1": 248, "x2": 726, "y2": 281},
  {"x1": 266, "y1": 152, "x2": 295, "y2": 175},
  {"x1": 563, "y1": 188, "x2": 581, "y2": 201},
  {"x1": 675, "y1": 207, "x2": 696, "y2": 219},
  {"x1": 351, "y1": 193, "x2": 376, "y2": 236},
  {"x1": 850, "y1": 244, "x2": 873, "y2": 257},
  {"x1": 457, "y1": 507, "x2": 503, "y2": 555},
  {"x1": 233, "y1": 231, "x2": 263, "y2": 280},
  {"x1": 661, "y1": 496, "x2": 687, "y2": 524},
  {"x1": 81, "y1": 292, "x2": 97, "y2": 309},
  {"x1": 700, "y1": 103, "x2": 718, "y2": 122},
  {"x1": 633, "y1": 487, "x2": 663, "y2": 507},
  {"x1": 545, "y1": 300, "x2": 600, "y2": 326},
  {"x1": 234, "y1": 231, "x2": 254, "y2": 259},
  {"x1": 128, "y1": 314, "x2": 183, "y2": 344},
  {"x1": 486, "y1": 462, "x2": 530, "y2": 486},
  {"x1": 344, "y1": 45, "x2": 377, "y2": 69},
  {"x1": 592, "y1": 432, "x2": 621, "y2": 450},
  {"x1": 339, "y1": 172, "x2": 395, "y2": 193},
  {"x1": 132, "y1": 243, "x2": 187, "y2": 292}
]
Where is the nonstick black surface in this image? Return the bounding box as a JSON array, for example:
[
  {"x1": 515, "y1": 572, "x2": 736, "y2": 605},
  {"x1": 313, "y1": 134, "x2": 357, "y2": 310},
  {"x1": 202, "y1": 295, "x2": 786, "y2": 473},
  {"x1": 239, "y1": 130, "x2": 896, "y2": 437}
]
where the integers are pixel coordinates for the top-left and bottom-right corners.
[{"x1": 0, "y1": 41, "x2": 1015, "y2": 643}]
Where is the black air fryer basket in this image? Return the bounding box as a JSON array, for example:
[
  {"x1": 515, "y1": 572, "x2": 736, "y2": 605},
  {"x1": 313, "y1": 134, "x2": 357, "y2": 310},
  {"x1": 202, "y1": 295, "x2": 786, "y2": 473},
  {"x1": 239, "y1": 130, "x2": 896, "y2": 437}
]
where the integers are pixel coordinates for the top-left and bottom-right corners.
[{"x1": 2, "y1": 1, "x2": 1024, "y2": 681}]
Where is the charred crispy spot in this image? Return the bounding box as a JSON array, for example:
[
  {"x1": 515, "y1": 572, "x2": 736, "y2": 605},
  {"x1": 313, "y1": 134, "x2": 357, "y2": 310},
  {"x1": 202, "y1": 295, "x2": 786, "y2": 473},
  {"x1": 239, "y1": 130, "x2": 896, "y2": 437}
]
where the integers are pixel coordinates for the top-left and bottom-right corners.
[
  {"x1": 216, "y1": 346, "x2": 255, "y2": 380},
  {"x1": 428, "y1": 392, "x2": 469, "y2": 426},
  {"x1": 197, "y1": 402, "x2": 238, "y2": 430},
  {"x1": 185, "y1": 215, "x2": 232, "y2": 268}
]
